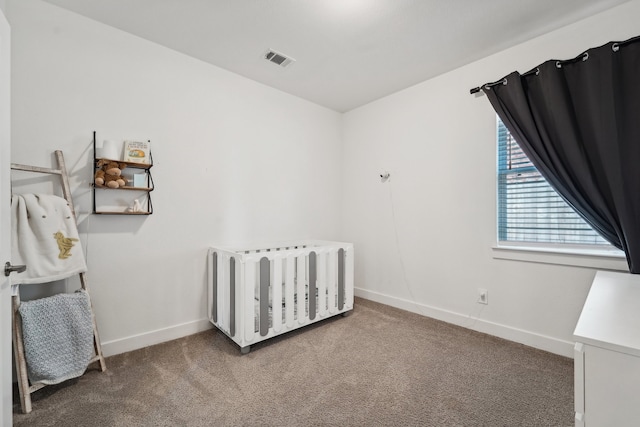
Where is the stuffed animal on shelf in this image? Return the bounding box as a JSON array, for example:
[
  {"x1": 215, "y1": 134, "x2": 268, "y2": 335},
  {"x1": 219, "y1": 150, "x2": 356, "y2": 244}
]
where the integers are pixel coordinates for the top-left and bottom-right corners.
[{"x1": 94, "y1": 160, "x2": 128, "y2": 188}]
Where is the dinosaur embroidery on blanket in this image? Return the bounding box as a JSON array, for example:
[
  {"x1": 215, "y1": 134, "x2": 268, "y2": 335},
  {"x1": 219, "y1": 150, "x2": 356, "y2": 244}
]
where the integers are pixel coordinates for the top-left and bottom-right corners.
[{"x1": 54, "y1": 231, "x2": 78, "y2": 259}]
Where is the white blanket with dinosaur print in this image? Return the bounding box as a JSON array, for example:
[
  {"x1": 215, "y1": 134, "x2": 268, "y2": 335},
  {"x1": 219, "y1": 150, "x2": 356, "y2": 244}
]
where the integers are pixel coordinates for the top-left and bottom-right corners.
[{"x1": 11, "y1": 194, "x2": 86, "y2": 285}]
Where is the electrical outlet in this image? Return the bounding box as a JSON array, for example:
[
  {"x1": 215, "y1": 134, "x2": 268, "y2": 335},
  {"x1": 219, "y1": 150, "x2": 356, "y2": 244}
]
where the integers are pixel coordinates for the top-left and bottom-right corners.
[{"x1": 477, "y1": 288, "x2": 488, "y2": 305}]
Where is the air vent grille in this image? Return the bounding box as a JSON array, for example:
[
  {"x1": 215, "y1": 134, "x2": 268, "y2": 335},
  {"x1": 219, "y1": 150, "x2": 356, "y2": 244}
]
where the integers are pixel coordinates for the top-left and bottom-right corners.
[{"x1": 264, "y1": 49, "x2": 295, "y2": 68}]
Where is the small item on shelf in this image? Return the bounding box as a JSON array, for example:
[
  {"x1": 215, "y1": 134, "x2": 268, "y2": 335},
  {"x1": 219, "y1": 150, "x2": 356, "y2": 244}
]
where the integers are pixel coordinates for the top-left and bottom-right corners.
[
  {"x1": 94, "y1": 160, "x2": 128, "y2": 188},
  {"x1": 126, "y1": 199, "x2": 143, "y2": 213},
  {"x1": 124, "y1": 140, "x2": 151, "y2": 164},
  {"x1": 101, "y1": 140, "x2": 122, "y2": 160},
  {"x1": 132, "y1": 173, "x2": 147, "y2": 188}
]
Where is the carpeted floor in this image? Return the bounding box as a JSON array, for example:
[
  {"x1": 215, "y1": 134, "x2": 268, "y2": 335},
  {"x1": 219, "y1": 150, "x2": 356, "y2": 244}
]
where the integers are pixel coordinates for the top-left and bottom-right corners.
[{"x1": 13, "y1": 298, "x2": 574, "y2": 426}]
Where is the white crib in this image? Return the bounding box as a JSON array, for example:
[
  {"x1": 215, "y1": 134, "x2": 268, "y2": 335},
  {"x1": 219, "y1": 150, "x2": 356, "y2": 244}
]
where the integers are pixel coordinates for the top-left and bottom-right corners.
[{"x1": 207, "y1": 240, "x2": 354, "y2": 354}]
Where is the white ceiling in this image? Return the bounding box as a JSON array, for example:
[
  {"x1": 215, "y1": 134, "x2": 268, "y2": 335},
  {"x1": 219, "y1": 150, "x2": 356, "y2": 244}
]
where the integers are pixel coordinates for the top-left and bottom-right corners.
[{"x1": 43, "y1": 0, "x2": 630, "y2": 112}]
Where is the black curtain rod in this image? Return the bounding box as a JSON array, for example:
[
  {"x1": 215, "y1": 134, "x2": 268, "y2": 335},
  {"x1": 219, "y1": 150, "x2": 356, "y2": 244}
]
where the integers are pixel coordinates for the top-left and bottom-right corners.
[
  {"x1": 469, "y1": 34, "x2": 640, "y2": 95},
  {"x1": 469, "y1": 67, "x2": 540, "y2": 95},
  {"x1": 469, "y1": 79, "x2": 504, "y2": 95}
]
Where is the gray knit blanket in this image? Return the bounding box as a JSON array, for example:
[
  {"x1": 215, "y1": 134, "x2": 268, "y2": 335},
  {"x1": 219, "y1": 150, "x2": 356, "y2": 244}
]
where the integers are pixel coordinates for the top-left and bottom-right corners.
[{"x1": 18, "y1": 290, "x2": 95, "y2": 385}]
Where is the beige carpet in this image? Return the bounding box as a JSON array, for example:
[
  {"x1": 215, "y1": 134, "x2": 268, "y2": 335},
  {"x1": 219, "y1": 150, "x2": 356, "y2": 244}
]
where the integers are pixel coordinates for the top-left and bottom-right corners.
[{"x1": 13, "y1": 298, "x2": 573, "y2": 426}]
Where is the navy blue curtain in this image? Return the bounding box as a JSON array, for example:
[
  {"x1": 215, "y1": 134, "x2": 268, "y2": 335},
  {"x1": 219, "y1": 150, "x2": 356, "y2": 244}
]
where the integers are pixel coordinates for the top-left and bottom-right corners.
[{"x1": 482, "y1": 36, "x2": 640, "y2": 272}]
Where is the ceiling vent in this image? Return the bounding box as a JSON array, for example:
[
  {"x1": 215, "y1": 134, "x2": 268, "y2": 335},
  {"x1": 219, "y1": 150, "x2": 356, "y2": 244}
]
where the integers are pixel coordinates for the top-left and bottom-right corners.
[{"x1": 264, "y1": 49, "x2": 295, "y2": 68}]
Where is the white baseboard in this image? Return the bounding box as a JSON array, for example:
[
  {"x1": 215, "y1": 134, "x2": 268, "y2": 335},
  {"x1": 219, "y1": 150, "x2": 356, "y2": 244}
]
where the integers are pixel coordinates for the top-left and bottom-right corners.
[
  {"x1": 100, "y1": 292, "x2": 574, "y2": 359},
  {"x1": 100, "y1": 319, "x2": 213, "y2": 357},
  {"x1": 354, "y1": 287, "x2": 574, "y2": 358}
]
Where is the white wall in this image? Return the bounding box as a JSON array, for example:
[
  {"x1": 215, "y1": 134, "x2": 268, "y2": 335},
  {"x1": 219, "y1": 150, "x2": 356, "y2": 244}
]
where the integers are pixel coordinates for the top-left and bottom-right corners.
[
  {"x1": 342, "y1": 0, "x2": 640, "y2": 357},
  {"x1": 8, "y1": 0, "x2": 343, "y2": 356}
]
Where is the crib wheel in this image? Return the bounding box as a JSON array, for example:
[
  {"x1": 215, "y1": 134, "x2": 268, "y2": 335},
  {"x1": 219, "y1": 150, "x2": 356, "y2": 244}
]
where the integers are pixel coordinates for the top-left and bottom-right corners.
[
  {"x1": 341, "y1": 310, "x2": 352, "y2": 317},
  {"x1": 240, "y1": 345, "x2": 251, "y2": 355}
]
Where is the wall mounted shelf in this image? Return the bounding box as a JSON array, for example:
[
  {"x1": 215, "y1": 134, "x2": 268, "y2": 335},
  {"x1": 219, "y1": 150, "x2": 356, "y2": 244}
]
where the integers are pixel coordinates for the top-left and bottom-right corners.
[{"x1": 92, "y1": 131, "x2": 154, "y2": 215}]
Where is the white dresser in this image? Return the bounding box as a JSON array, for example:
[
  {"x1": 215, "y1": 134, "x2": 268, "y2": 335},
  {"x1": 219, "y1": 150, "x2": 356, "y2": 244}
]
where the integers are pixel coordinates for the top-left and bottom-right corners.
[{"x1": 573, "y1": 270, "x2": 640, "y2": 426}]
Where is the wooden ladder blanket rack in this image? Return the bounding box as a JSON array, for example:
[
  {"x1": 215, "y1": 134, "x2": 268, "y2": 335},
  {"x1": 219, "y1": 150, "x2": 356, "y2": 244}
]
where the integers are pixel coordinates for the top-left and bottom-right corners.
[{"x1": 10, "y1": 150, "x2": 106, "y2": 414}]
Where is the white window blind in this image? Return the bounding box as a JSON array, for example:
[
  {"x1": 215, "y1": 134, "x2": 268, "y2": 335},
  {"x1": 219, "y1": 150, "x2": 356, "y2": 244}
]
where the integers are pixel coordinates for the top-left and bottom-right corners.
[{"x1": 497, "y1": 118, "x2": 609, "y2": 246}]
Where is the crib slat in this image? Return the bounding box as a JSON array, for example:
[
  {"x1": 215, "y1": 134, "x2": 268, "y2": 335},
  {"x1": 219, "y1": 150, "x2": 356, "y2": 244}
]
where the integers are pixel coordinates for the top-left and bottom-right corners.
[
  {"x1": 244, "y1": 260, "x2": 256, "y2": 341},
  {"x1": 317, "y1": 251, "x2": 327, "y2": 317},
  {"x1": 211, "y1": 252, "x2": 218, "y2": 323},
  {"x1": 218, "y1": 254, "x2": 227, "y2": 332},
  {"x1": 338, "y1": 248, "x2": 345, "y2": 311},
  {"x1": 259, "y1": 258, "x2": 270, "y2": 337},
  {"x1": 272, "y1": 257, "x2": 283, "y2": 333},
  {"x1": 345, "y1": 247, "x2": 354, "y2": 308},
  {"x1": 309, "y1": 252, "x2": 317, "y2": 321},
  {"x1": 297, "y1": 255, "x2": 306, "y2": 325},
  {"x1": 327, "y1": 249, "x2": 336, "y2": 314},
  {"x1": 285, "y1": 257, "x2": 295, "y2": 328},
  {"x1": 229, "y1": 257, "x2": 236, "y2": 337}
]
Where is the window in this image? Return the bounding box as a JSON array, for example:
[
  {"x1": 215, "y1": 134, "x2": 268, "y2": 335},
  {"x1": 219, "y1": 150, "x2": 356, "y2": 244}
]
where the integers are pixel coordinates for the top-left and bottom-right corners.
[{"x1": 497, "y1": 118, "x2": 610, "y2": 247}]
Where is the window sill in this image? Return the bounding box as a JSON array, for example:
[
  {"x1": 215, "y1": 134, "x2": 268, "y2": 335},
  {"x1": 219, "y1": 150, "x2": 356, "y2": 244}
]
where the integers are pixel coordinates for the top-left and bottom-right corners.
[{"x1": 492, "y1": 244, "x2": 628, "y2": 271}]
